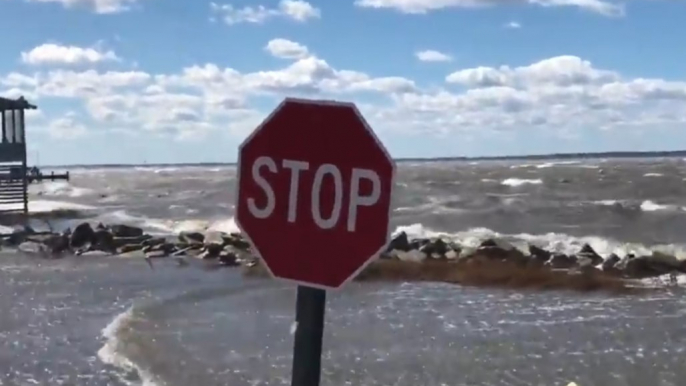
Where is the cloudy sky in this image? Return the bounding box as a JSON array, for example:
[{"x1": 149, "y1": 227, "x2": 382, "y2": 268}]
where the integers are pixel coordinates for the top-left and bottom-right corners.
[{"x1": 2, "y1": 0, "x2": 685, "y2": 165}]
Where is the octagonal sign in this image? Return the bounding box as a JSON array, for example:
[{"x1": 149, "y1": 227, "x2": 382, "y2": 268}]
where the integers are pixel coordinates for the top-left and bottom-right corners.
[{"x1": 235, "y1": 98, "x2": 396, "y2": 290}]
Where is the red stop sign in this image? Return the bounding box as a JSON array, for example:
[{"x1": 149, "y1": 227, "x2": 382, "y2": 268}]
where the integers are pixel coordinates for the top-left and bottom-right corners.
[{"x1": 235, "y1": 98, "x2": 395, "y2": 289}]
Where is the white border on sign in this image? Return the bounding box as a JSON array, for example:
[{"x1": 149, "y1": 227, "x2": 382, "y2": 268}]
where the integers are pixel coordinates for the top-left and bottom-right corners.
[{"x1": 234, "y1": 96, "x2": 398, "y2": 291}]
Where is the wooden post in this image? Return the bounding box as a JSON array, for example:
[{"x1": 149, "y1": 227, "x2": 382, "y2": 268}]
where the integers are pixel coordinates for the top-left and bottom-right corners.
[
  {"x1": 19, "y1": 109, "x2": 28, "y2": 217},
  {"x1": 1, "y1": 111, "x2": 5, "y2": 144},
  {"x1": 291, "y1": 286, "x2": 326, "y2": 386}
]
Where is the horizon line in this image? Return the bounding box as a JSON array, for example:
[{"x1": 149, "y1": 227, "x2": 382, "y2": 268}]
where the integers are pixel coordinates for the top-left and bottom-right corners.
[{"x1": 37, "y1": 149, "x2": 686, "y2": 169}]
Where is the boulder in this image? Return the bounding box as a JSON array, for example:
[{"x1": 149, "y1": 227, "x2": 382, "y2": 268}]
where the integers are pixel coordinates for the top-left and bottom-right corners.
[
  {"x1": 624, "y1": 252, "x2": 685, "y2": 279},
  {"x1": 109, "y1": 224, "x2": 144, "y2": 238},
  {"x1": 386, "y1": 232, "x2": 411, "y2": 252},
  {"x1": 548, "y1": 253, "x2": 577, "y2": 269},
  {"x1": 6, "y1": 226, "x2": 36, "y2": 246},
  {"x1": 602, "y1": 254, "x2": 621, "y2": 272},
  {"x1": 201, "y1": 231, "x2": 226, "y2": 259},
  {"x1": 42, "y1": 233, "x2": 70, "y2": 254},
  {"x1": 178, "y1": 231, "x2": 204, "y2": 245},
  {"x1": 529, "y1": 245, "x2": 551, "y2": 265},
  {"x1": 576, "y1": 244, "x2": 603, "y2": 266},
  {"x1": 202, "y1": 243, "x2": 224, "y2": 260},
  {"x1": 93, "y1": 229, "x2": 115, "y2": 252},
  {"x1": 70, "y1": 222, "x2": 95, "y2": 248},
  {"x1": 204, "y1": 231, "x2": 224, "y2": 246},
  {"x1": 479, "y1": 239, "x2": 499, "y2": 248},
  {"x1": 218, "y1": 248, "x2": 240, "y2": 266},
  {"x1": 419, "y1": 238, "x2": 450, "y2": 258},
  {"x1": 220, "y1": 233, "x2": 251, "y2": 250},
  {"x1": 470, "y1": 239, "x2": 527, "y2": 266}
]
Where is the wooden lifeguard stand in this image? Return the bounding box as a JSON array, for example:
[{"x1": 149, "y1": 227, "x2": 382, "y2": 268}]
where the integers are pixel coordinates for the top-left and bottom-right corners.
[{"x1": 0, "y1": 96, "x2": 35, "y2": 215}]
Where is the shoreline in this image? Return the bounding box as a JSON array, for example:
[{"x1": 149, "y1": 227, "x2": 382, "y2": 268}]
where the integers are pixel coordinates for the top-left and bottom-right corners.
[{"x1": 2, "y1": 220, "x2": 684, "y2": 294}]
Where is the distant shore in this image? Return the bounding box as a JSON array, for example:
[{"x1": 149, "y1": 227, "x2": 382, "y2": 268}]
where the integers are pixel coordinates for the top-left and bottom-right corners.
[{"x1": 38, "y1": 149, "x2": 686, "y2": 170}]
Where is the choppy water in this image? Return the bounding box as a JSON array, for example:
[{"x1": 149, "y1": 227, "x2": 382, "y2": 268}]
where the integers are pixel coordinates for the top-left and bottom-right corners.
[{"x1": 2, "y1": 157, "x2": 686, "y2": 385}]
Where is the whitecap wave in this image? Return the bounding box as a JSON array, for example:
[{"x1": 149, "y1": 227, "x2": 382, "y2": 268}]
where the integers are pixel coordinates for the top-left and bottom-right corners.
[
  {"x1": 98, "y1": 307, "x2": 159, "y2": 386},
  {"x1": 392, "y1": 223, "x2": 686, "y2": 260},
  {"x1": 644, "y1": 173, "x2": 663, "y2": 177},
  {"x1": 536, "y1": 161, "x2": 581, "y2": 169},
  {"x1": 536, "y1": 163, "x2": 555, "y2": 169},
  {"x1": 640, "y1": 200, "x2": 677, "y2": 212},
  {"x1": 0, "y1": 199, "x2": 94, "y2": 214},
  {"x1": 594, "y1": 200, "x2": 621, "y2": 207},
  {"x1": 97, "y1": 210, "x2": 241, "y2": 236},
  {"x1": 29, "y1": 181, "x2": 94, "y2": 198},
  {"x1": 509, "y1": 164, "x2": 533, "y2": 169},
  {"x1": 593, "y1": 199, "x2": 685, "y2": 213},
  {"x1": 501, "y1": 178, "x2": 543, "y2": 187}
]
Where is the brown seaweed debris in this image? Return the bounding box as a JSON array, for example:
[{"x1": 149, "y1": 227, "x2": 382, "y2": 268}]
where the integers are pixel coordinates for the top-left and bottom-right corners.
[{"x1": 243, "y1": 256, "x2": 646, "y2": 294}]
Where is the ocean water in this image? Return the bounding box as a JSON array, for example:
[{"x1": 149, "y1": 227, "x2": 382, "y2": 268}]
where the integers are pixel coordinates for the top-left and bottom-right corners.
[{"x1": 2, "y1": 157, "x2": 686, "y2": 385}]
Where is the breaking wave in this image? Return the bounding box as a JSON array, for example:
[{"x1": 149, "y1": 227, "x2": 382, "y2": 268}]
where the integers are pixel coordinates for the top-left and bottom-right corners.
[
  {"x1": 501, "y1": 178, "x2": 543, "y2": 187},
  {"x1": 393, "y1": 223, "x2": 686, "y2": 260},
  {"x1": 97, "y1": 307, "x2": 159, "y2": 386}
]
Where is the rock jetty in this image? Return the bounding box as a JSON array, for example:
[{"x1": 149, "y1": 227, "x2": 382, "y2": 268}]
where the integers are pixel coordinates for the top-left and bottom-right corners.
[
  {"x1": 2, "y1": 224, "x2": 684, "y2": 291},
  {"x1": 0, "y1": 222, "x2": 252, "y2": 267}
]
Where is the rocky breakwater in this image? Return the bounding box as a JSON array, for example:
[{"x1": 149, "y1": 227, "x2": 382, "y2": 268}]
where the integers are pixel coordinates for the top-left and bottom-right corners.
[
  {"x1": 245, "y1": 232, "x2": 686, "y2": 292},
  {"x1": 4, "y1": 222, "x2": 684, "y2": 292},
  {"x1": 0, "y1": 222, "x2": 254, "y2": 267}
]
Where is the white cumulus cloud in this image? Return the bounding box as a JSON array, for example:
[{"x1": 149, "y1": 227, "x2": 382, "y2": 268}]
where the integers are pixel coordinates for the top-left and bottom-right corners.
[
  {"x1": 21, "y1": 43, "x2": 120, "y2": 66},
  {"x1": 416, "y1": 50, "x2": 453, "y2": 62},
  {"x1": 265, "y1": 39, "x2": 310, "y2": 59},
  {"x1": 355, "y1": 0, "x2": 625, "y2": 17},
  {"x1": 4, "y1": 38, "x2": 686, "y2": 143},
  {"x1": 210, "y1": 0, "x2": 320, "y2": 25},
  {"x1": 26, "y1": 0, "x2": 145, "y2": 14}
]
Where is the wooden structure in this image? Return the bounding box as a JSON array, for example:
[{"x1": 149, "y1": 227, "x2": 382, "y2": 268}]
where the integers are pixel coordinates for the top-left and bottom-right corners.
[
  {"x1": 27, "y1": 168, "x2": 70, "y2": 183},
  {"x1": 0, "y1": 96, "x2": 35, "y2": 215}
]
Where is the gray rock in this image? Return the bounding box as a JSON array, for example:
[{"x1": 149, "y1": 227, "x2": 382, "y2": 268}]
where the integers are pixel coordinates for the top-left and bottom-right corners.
[
  {"x1": 179, "y1": 231, "x2": 204, "y2": 245},
  {"x1": 221, "y1": 234, "x2": 250, "y2": 250},
  {"x1": 93, "y1": 229, "x2": 115, "y2": 252},
  {"x1": 109, "y1": 224, "x2": 144, "y2": 238},
  {"x1": 529, "y1": 245, "x2": 551, "y2": 265},
  {"x1": 576, "y1": 244, "x2": 603, "y2": 266},
  {"x1": 70, "y1": 222, "x2": 95, "y2": 248},
  {"x1": 386, "y1": 232, "x2": 411, "y2": 252},
  {"x1": 624, "y1": 252, "x2": 685, "y2": 279},
  {"x1": 548, "y1": 253, "x2": 577, "y2": 269},
  {"x1": 602, "y1": 253, "x2": 621, "y2": 272},
  {"x1": 419, "y1": 238, "x2": 450, "y2": 258}
]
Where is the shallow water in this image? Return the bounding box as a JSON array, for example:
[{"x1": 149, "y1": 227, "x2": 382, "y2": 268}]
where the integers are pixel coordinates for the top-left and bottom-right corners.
[
  {"x1": 2, "y1": 158, "x2": 686, "y2": 385},
  {"x1": 2, "y1": 253, "x2": 686, "y2": 386}
]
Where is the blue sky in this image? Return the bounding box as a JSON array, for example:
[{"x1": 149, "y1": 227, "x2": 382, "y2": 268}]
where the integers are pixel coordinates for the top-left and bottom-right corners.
[{"x1": 1, "y1": 0, "x2": 685, "y2": 165}]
